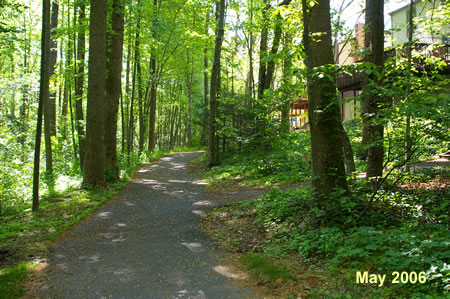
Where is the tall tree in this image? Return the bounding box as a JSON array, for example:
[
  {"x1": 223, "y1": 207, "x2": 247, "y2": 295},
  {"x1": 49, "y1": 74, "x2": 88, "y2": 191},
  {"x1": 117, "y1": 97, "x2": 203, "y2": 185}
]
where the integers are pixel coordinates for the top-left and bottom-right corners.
[
  {"x1": 362, "y1": 0, "x2": 384, "y2": 179},
  {"x1": 33, "y1": 0, "x2": 51, "y2": 211},
  {"x1": 302, "y1": 0, "x2": 348, "y2": 207},
  {"x1": 264, "y1": 0, "x2": 291, "y2": 91},
  {"x1": 43, "y1": 0, "x2": 58, "y2": 189},
  {"x1": 147, "y1": 0, "x2": 158, "y2": 151},
  {"x1": 105, "y1": 0, "x2": 125, "y2": 181},
  {"x1": 186, "y1": 52, "x2": 194, "y2": 148},
  {"x1": 257, "y1": 0, "x2": 269, "y2": 100},
  {"x1": 200, "y1": 9, "x2": 210, "y2": 147},
  {"x1": 74, "y1": 0, "x2": 86, "y2": 170},
  {"x1": 83, "y1": 0, "x2": 107, "y2": 187},
  {"x1": 208, "y1": 0, "x2": 226, "y2": 167},
  {"x1": 404, "y1": 0, "x2": 414, "y2": 172}
]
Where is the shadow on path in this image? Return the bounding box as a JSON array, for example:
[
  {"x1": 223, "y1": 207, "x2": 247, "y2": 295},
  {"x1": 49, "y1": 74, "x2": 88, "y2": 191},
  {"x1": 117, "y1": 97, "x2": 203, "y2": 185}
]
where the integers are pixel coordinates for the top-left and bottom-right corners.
[{"x1": 38, "y1": 152, "x2": 254, "y2": 299}]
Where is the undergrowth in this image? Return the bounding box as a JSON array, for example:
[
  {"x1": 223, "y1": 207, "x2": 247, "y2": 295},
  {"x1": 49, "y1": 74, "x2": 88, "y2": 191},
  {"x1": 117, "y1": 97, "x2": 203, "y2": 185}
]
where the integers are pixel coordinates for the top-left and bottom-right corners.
[
  {"x1": 204, "y1": 131, "x2": 312, "y2": 189},
  {"x1": 242, "y1": 253, "x2": 297, "y2": 283},
  {"x1": 0, "y1": 263, "x2": 37, "y2": 299},
  {"x1": 235, "y1": 167, "x2": 449, "y2": 297}
]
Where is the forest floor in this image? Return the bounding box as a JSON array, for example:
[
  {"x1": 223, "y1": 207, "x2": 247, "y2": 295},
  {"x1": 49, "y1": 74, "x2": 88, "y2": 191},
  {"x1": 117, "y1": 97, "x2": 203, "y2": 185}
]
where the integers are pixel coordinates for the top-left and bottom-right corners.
[
  {"x1": 22, "y1": 151, "x2": 258, "y2": 298},
  {"x1": 198, "y1": 155, "x2": 450, "y2": 298}
]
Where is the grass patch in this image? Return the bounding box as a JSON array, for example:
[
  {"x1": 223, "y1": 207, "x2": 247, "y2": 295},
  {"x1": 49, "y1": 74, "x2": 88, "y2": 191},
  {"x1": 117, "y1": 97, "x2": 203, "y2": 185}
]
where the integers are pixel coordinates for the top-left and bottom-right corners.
[
  {"x1": 200, "y1": 131, "x2": 312, "y2": 190},
  {"x1": 0, "y1": 263, "x2": 36, "y2": 299},
  {"x1": 242, "y1": 253, "x2": 297, "y2": 283},
  {"x1": 0, "y1": 184, "x2": 122, "y2": 268}
]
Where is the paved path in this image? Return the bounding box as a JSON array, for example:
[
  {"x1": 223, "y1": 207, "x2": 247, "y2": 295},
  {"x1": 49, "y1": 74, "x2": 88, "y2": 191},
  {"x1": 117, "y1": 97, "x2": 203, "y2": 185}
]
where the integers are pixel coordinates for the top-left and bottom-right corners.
[{"x1": 39, "y1": 152, "x2": 253, "y2": 299}]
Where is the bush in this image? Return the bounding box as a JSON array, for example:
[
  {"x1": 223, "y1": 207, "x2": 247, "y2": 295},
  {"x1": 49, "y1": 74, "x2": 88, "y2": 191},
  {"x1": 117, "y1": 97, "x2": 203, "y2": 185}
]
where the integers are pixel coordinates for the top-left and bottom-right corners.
[{"x1": 244, "y1": 186, "x2": 449, "y2": 296}]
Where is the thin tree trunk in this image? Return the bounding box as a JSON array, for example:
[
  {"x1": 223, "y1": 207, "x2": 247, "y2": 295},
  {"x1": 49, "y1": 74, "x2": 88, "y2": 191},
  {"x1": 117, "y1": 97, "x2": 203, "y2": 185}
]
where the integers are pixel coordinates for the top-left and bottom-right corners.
[
  {"x1": 33, "y1": 0, "x2": 51, "y2": 211},
  {"x1": 75, "y1": 0, "x2": 86, "y2": 169},
  {"x1": 200, "y1": 9, "x2": 210, "y2": 147},
  {"x1": 105, "y1": 0, "x2": 124, "y2": 181},
  {"x1": 147, "y1": 0, "x2": 158, "y2": 152},
  {"x1": 257, "y1": 0, "x2": 269, "y2": 100},
  {"x1": 123, "y1": 35, "x2": 132, "y2": 154},
  {"x1": 187, "y1": 53, "x2": 194, "y2": 148},
  {"x1": 128, "y1": 26, "x2": 140, "y2": 155},
  {"x1": 280, "y1": 34, "x2": 292, "y2": 134},
  {"x1": 340, "y1": 123, "x2": 356, "y2": 173},
  {"x1": 208, "y1": 0, "x2": 226, "y2": 167},
  {"x1": 43, "y1": 0, "x2": 58, "y2": 190},
  {"x1": 264, "y1": 0, "x2": 290, "y2": 91},
  {"x1": 148, "y1": 83, "x2": 157, "y2": 151},
  {"x1": 362, "y1": 0, "x2": 384, "y2": 179},
  {"x1": 405, "y1": 0, "x2": 414, "y2": 173}
]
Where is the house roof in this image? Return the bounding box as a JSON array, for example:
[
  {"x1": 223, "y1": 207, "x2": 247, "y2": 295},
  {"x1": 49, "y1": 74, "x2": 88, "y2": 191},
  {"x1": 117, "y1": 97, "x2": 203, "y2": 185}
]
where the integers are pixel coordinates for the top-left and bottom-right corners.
[{"x1": 388, "y1": 0, "x2": 421, "y2": 16}]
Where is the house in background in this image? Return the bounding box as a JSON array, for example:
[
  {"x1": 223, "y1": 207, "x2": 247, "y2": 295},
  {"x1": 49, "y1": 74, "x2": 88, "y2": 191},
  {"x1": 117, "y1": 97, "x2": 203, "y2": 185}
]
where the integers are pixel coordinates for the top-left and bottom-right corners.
[
  {"x1": 289, "y1": 97, "x2": 308, "y2": 129},
  {"x1": 390, "y1": 0, "x2": 449, "y2": 46},
  {"x1": 335, "y1": 23, "x2": 365, "y2": 122},
  {"x1": 334, "y1": 0, "x2": 449, "y2": 123},
  {"x1": 289, "y1": 0, "x2": 449, "y2": 129}
]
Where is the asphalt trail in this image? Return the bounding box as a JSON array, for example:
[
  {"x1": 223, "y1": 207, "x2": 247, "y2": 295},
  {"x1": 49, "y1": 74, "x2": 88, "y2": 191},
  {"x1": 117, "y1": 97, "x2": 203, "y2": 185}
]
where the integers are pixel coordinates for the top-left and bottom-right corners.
[{"x1": 39, "y1": 152, "x2": 253, "y2": 299}]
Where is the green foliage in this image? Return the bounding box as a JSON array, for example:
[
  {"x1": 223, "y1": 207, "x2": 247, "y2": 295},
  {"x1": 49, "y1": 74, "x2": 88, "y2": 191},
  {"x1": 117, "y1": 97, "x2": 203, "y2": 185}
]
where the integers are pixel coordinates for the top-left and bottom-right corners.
[
  {"x1": 252, "y1": 188, "x2": 310, "y2": 225},
  {"x1": 0, "y1": 262, "x2": 36, "y2": 299},
  {"x1": 205, "y1": 131, "x2": 311, "y2": 188},
  {"x1": 242, "y1": 253, "x2": 297, "y2": 282},
  {"x1": 239, "y1": 178, "x2": 449, "y2": 296}
]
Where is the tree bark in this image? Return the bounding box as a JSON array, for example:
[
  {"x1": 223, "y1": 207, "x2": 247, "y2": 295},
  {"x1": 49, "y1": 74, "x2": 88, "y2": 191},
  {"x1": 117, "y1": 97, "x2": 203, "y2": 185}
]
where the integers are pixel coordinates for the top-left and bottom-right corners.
[
  {"x1": 208, "y1": 0, "x2": 226, "y2": 167},
  {"x1": 362, "y1": 0, "x2": 384, "y2": 179},
  {"x1": 405, "y1": 0, "x2": 414, "y2": 173},
  {"x1": 187, "y1": 53, "x2": 194, "y2": 148},
  {"x1": 340, "y1": 123, "x2": 356, "y2": 173},
  {"x1": 257, "y1": 0, "x2": 269, "y2": 100},
  {"x1": 83, "y1": 0, "x2": 107, "y2": 187},
  {"x1": 200, "y1": 9, "x2": 210, "y2": 147},
  {"x1": 280, "y1": 35, "x2": 292, "y2": 134},
  {"x1": 264, "y1": 0, "x2": 290, "y2": 91},
  {"x1": 75, "y1": 0, "x2": 86, "y2": 169},
  {"x1": 43, "y1": 0, "x2": 58, "y2": 189},
  {"x1": 105, "y1": 0, "x2": 124, "y2": 181},
  {"x1": 302, "y1": 0, "x2": 348, "y2": 205},
  {"x1": 33, "y1": 0, "x2": 51, "y2": 211},
  {"x1": 147, "y1": 0, "x2": 158, "y2": 151}
]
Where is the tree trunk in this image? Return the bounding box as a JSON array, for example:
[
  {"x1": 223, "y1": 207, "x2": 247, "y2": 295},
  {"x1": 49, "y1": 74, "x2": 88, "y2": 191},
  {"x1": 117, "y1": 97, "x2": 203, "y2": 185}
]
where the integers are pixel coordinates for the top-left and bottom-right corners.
[
  {"x1": 128, "y1": 27, "x2": 140, "y2": 155},
  {"x1": 362, "y1": 0, "x2": 384, "y2": 179},
  {"x1": 83, "y1": 0, "x2": 107, "y2": 187},
  {"x1": 43, "y1": 0, "x2": 58, "y2": 190},
  {"x1": 257, "y1": 0, "x2": 269, "y2": 100},
  {"x1": 200, "y1": 9, "x2": 210, "y2": 147},
  {"x1": 33, "y1": 0, "x2": 51, "y2": 211},
  {"x1": 340, "y1": 123, "x2": 356, "y2": 173},
  {"x1": 105, "y1": 0, "x2": 124, "y2": 181},
  {"x1": 75, "y1": 0, "x2": 86, "y2": 169},
  {"x1": 405, "y1": 0, "x2": 414, "y2": 173},
  {"x1": 187, "y1": 53, "x2": 194, "y2": 148},
  {"x1": 264, "y1": 0, "x2": 290, "y2": 91},
  {"x1": 147, "y1": 0, "x2": 159, "y2": 152},
  {"x1": 123, "y1": 36, "x2": 132, "y2": 154},
  {"x1": 148, "y1": 82, "x2": 157, "y2": 151},
  {"x1": 302, "y1": 0, "x2": 348, "y2": 206},
  {"x1": 280, "y1": 34, "x2": 292, "y2": 134},
  {"x1": 208, "y1": 0, "x2": 226, "y2": 167}
]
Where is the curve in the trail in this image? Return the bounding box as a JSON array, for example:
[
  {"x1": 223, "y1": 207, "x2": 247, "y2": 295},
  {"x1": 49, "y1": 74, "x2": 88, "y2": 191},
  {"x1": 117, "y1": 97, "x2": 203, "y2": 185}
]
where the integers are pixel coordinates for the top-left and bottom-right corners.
[{"x1": 39, "y1": 152, "x2": 253, "y2": 299}]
